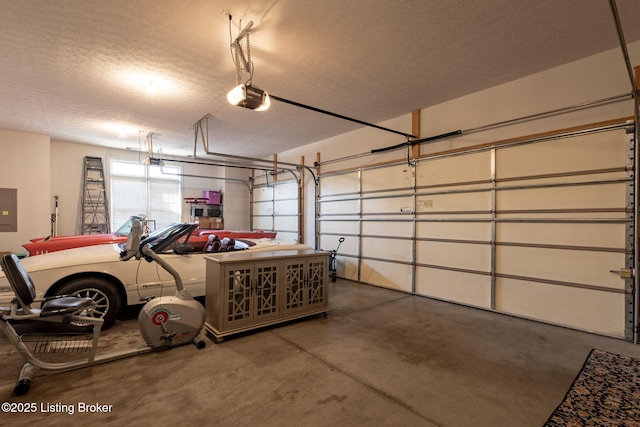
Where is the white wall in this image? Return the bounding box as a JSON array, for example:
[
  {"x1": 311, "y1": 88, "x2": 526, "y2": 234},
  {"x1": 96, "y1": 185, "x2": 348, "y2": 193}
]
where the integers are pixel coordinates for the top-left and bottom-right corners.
[
  {"x1": 51, "y1": 141, "x2": 134, "y2": 235},
  {"x1": 222, "y1": 166, "x2": 252, "y2": 230},
  {"x1": 0, "y1": 129, "x2": 51, "y2": 254}
]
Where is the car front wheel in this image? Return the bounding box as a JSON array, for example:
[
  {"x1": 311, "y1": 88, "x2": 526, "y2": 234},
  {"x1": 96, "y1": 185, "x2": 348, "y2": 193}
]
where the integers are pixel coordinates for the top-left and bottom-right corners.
[{"x1": 56, "y1": 277, "x2": 122, "y2": 327}]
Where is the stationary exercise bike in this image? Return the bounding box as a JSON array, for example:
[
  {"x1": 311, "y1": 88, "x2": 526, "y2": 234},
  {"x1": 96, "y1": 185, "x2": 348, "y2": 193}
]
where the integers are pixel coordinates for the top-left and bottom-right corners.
[{"x1": 0, "y1": 219, "x2": 206, "y2": 395}]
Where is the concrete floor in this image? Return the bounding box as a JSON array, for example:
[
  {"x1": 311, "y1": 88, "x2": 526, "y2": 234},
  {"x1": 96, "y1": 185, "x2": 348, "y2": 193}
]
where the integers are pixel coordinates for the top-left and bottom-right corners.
[{"x1": 2, "y1": 279, "x2": 640, "y2": 426}]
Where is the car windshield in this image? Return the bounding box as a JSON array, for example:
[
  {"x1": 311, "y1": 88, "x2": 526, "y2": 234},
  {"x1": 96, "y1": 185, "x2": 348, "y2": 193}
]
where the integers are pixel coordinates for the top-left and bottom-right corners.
[
  {"x1": 140, "y1": 222, "x2": 198, "y2": 254},
  {"x1": 113, "y1": 215, "x2": 146, "y2": 236}
]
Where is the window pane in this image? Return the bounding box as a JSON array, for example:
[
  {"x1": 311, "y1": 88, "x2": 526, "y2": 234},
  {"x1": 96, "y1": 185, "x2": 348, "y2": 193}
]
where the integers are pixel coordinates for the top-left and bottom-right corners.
[
  {"x1": 111, "y1": 161, "x2": 145, "y2": 177},
  {"x1": 149, "y1": 165, "x2": 180, "y2": 180},
  {"x1": 111, "y1": 178, "x2": 147, "y2": 228},
  {"x1": 110, "y1": 161, "x2": 181, "y2": 231},
  {"x1": 150, "y1": 181, "x2": 181, "y2": 229}
]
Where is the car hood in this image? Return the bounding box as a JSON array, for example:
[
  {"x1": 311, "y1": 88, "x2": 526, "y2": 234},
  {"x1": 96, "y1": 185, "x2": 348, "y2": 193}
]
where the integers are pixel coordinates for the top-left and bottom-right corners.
[
  {"x1": 27, "y1": 234, "x2": 119, "y2": 244},
  {"x1": 23, "y1": 233, "x2": 122, "y2": 254},
  {"x1": 6, "y1": 243, "x2": 123, "y2": 275}
]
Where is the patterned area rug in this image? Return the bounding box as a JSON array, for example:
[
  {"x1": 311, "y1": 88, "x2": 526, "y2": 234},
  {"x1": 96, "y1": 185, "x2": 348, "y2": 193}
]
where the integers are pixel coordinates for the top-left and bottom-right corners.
[{"x1": 545, "y1": 349, "x2": 640, "y2": 426}]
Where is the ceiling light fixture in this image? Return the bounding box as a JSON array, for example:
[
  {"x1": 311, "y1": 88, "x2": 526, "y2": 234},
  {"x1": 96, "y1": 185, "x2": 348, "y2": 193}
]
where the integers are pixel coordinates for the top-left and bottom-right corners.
[
  {"x1": 227, "y1": 18, "x2": 270, "y2": 111},
  {"x1": 227, "y1": 84, "x2": 270, "y2": 111}
]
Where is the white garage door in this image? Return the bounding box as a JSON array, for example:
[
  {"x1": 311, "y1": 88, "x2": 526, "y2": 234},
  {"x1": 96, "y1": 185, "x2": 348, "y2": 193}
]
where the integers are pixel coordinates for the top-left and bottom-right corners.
[
  {"x1": 252, "y1": 180, "x2": 301, "y2": 243},
  {"x1": 318, "y1": 122, "x2": 635, "y2": 339}
]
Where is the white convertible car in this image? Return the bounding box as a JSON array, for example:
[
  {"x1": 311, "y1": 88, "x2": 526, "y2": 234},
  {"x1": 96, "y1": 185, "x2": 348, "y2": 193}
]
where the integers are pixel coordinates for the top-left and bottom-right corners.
[{"x1": 0, "y1": 222, "x2": 310, "y2": 326}]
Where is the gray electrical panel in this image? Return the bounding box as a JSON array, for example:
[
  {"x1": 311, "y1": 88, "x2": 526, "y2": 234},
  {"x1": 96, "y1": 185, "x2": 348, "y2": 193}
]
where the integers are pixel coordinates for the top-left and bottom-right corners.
[{"x1": 0, "y1": 188, "x2": 17, "y2": 232}]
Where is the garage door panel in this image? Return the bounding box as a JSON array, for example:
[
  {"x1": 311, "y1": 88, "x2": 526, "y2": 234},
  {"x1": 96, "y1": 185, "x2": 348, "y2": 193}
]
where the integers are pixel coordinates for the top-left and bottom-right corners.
[
  {"x1": 416, "y1": 151, "x2": 492, "y2": 186},
  {"x1": 415, "y1": 267, "x2": 491, "y2": 308},
  {"x1": 253, "y1": 216, "x2": 272, "y2": 230},
  {"x1": 362, "y1": 237, "x2": 412, "y2": 263},
  {"x1": 319, "y1": 220, "x2": 359, "y2": 235},
  {"x1": 253, "y1": 187, "x2": 274, "y2": 202},
  {"x1": 497, "y1": 222, "x2": 626, "y2": 248},
  {"x1": 362, "y1": 164, "x2": 412, "y2": 192},
  {"x1": 497, "y1": 211, "x2": 627, "y2": 220},
  {"x1": 320, "y1": 199, "x2": 359, "y2": 215},
  {"x1": 416, "y1": 221, "x2": 491, "y2": 241},
  {"x1": 362, "y1": 220, "x2": 412, "y2": 237},
  {"x1": 496, "y1": 183, "x2": 626, "y2": 211},
  {"x1": 497, "y1": 171, "x2": 628, "y2": 186},
  {"x1": 496, "y1": 131, "x2": 627, "y2": 179},
  {"x1": 339, "y1": 257, "x2": 359, "y2": 282},
  {"x1": 319, "y1": 234, "x2": 348, "y2": 252},
  {"x1": 274, "y1": 216, "x2": 297, "y2": 232},
  {"x1": 362, "y1": 196, "x2": 413, "y2": 214},
  {"x1": 360, "y1": 259, "x2": 412, "y2": 292},
  {"x1": 276, "y1": 231, "x2": 299, "y2": 242},
  {"x1": 496, "y1": 277, "x2": 625, "y2": 338},
  {"x1": 417, "y1": 241, "x2": 491, "y2": 272},
  {"x1": 416, "y1": 191, "x2": 492, "y2": 213},
  {"x1": 320, "y1": 233, "x2": 358, "y2": 257},
  {"x1": 496, "y1": 246, "x2": 625, "y2": 289},
  {"x1": 274, "y1": 199, "x2": 298, "y2": 215},
  {"x1": 274, "y1": 182, "x2": 298, "y2": 199},
  {"x1": 253, "y1": 200, "x2": 272, "y2": 216},
  {"x1": 320, "y1": 172, "x2": 359, "y2": 197}
]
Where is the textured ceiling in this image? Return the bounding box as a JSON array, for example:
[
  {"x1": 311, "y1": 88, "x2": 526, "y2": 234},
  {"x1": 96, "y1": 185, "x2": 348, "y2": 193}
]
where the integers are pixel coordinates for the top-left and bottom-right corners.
[{"x1": 1, "y1": 0, "x2": 640, "y2": 159}]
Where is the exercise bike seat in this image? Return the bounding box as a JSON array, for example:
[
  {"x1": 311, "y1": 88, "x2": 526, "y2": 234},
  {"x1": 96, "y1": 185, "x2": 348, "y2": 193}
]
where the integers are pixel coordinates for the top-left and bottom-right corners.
[
  {"x1": 1, "y1": 254, "x2": 95, "y2": 316},
  {"x1": 40, "y1": 296, "x2": 95, "y2": 316}
]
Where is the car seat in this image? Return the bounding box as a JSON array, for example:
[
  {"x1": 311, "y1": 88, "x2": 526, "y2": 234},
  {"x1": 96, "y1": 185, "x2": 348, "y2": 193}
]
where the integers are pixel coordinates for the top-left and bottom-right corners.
[
  {"x1": 204, "y1": 235, "x2": 221, "y2": 253},
  {"x1": 219, "y1": 238, "x2": 236, "y2": 251}
]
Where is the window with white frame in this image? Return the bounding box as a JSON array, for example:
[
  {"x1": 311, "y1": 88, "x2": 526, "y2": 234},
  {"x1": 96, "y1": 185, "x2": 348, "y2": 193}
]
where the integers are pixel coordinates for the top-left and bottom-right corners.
[{"x1": 110, "y1": 160, "x2": 181, "y2": 230}]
